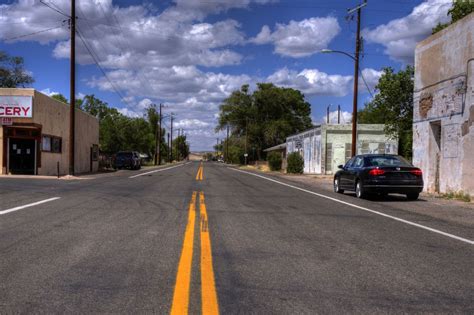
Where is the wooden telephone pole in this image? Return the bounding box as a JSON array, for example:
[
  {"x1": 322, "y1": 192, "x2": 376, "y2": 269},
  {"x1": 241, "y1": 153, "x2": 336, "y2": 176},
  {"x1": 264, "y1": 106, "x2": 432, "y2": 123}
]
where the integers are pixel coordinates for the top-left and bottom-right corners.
[
  {"x1": 69, "y1": 0, "x2": 76, "y2": 175},
  {"x1": 348, "y1": 0, "x2": 367, "y2": 157}
]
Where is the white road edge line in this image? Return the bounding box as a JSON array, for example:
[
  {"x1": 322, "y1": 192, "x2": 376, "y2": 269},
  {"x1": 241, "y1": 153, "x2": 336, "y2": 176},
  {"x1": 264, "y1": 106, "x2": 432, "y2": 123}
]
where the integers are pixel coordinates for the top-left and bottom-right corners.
[
  {"x1": 0, "y1": 197, "x2": 61, "y2": 216},
  {"x1": 129, "y1": 164, "x2": 184, "y2": 178},
  {"x1": 228, "y1": 168, "x2": 474, "y2": 246}
]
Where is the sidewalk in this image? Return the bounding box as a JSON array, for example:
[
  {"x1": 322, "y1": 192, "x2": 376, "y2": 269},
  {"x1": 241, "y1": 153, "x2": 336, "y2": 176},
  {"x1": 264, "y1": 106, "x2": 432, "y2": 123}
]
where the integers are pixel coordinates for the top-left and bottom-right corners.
[{"x1": 0, "y1": 162, "x2": 186, "y2": 181}]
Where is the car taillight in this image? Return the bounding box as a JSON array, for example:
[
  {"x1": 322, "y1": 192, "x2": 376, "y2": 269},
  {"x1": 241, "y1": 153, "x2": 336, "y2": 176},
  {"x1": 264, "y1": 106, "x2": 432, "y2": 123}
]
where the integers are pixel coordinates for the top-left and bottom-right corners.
[
  {"x1": 369, "y1": 169, "x2": 385, "y2": 176},
  {"x1": 410, "y1": 169, "x2": 422, "y2": 176}
]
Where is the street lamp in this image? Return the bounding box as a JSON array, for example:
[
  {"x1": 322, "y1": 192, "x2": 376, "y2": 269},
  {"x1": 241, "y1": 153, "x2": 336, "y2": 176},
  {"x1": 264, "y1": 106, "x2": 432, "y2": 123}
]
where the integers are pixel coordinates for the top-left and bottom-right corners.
[{"x1": 321, "y1": 48, "x2": 360, "y2": 157}]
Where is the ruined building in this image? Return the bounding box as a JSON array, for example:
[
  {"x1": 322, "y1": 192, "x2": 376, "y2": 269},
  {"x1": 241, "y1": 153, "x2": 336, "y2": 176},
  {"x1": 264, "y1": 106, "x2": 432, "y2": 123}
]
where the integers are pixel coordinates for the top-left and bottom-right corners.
[{"x1": 413, "y1": 12, "x2": 474, "y2": 195}]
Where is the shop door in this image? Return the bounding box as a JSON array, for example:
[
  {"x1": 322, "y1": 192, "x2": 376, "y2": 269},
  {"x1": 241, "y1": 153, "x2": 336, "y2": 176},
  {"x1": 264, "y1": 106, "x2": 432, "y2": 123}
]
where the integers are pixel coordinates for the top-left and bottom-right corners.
[{"x1": 9, "y1": 138, "x2": 36, "y2": 175}]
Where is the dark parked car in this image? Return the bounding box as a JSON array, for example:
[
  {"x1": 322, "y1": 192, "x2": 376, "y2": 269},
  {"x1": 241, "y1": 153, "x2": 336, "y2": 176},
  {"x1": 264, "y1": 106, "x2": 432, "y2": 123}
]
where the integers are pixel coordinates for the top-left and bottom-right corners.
[
  {"x1": 114, "y1": 151, "x2": 141, "y2": 170},
  {"x1": 333, "y1": 154, "x2": 424, "y2": 200}
]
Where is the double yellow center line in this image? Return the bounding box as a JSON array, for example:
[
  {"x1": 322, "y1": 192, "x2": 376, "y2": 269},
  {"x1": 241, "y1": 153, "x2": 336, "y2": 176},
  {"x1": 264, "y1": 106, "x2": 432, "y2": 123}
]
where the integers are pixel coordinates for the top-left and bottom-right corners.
[
  {"x1": 171, "y1": 191, "x2": 219, "y2": 315},
  {"x1": 196, "y1": 163, "x2": 204, "y2": 181}
]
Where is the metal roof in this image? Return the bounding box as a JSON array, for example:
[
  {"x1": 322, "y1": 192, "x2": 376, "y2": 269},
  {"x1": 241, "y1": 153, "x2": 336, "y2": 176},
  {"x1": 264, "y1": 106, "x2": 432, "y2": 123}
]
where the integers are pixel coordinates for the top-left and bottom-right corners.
[{"x1": 263, "y1": 143, "x2": 287, "y2": 152}]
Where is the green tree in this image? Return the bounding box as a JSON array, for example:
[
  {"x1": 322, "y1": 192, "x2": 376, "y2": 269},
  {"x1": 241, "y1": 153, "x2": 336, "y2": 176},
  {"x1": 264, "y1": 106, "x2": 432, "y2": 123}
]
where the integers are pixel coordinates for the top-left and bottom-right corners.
[
  {"x1": 81, "y1": 94, "x2": 111, "y2": 119},
  {"x1": 0, "y1": 51, "x2": 34, "y2": 88},
  {"x1": 358, "y1": 66, "x2": 414, "y2": 159},
  {"x1": 267, "y1": 151, "x2": 282, "y2": 171},
  {"x1": 287, "y1": 152, "x2": 304, "y2": 174},
  {"x1": 432, "y1": 0, "x2": 474, "y2": 34},
  {"x1": 51, "y1": 94, "x2": 68, "y2": 104},
  {"x1": 173, "y1": 135, "x2": 190, "y2": 161},
  {"x1": 216, "y1": 83, "x2": 312, "y2": 161},
  {"x1": 50, "y1": 93, "x2": 84, "y2": 109}
]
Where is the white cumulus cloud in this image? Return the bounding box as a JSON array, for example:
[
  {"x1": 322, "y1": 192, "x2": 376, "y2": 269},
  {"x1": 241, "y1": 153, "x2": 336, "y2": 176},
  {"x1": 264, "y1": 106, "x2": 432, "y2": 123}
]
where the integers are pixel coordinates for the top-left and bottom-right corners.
[
  {"x1": 363, "y1": 0, "x2": 451, "y2": 64},
  {"x1": 267, "y1": 67, "x2": 352, "y2": 96},
  {"x1": 251, "y1": 17, "x2": 340, "y2": 57}
]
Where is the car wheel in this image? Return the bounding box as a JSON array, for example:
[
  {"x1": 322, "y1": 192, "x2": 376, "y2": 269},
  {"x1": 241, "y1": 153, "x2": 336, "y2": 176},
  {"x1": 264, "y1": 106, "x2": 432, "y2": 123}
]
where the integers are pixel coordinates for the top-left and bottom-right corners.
[
  {"x1": 406, "y1": 193, "x2": 419, "y2": 201},
  {"x1": 355, "y1": 180, "x2": 366, "y2": 199},
  {"x1": 334, "y1": 177, "x2": 344, "y2": 194}
]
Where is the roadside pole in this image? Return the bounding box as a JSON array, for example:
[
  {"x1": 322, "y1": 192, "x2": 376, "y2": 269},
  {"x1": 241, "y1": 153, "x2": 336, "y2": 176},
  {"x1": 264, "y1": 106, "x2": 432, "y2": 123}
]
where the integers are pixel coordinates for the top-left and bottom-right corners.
[
  {"x1": 170, "y1": 115, "x2": 174, "y2": 162},
  {"x1": 69, "y1": 0, "x2": 76, "y2": 175},
  {"x1": 226, "y1": 124, "x2": 229, "y2": 163},
  {"x1": 158, "y1": 103, "x2": 162, "y2": 165}
]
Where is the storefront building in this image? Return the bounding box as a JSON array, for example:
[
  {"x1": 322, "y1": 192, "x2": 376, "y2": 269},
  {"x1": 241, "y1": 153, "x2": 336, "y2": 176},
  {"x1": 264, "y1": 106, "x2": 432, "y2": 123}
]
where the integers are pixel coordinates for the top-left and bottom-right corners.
[{"x1": 0, "y1": 88, "x2": 99, "y2": 175}]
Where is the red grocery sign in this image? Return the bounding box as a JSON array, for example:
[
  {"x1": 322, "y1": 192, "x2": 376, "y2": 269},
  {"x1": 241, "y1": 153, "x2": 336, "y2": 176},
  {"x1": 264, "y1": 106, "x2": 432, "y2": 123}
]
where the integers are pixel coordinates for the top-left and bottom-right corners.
[{"x1": 0, "y1": 96, "x2": 33, "y2": 118}]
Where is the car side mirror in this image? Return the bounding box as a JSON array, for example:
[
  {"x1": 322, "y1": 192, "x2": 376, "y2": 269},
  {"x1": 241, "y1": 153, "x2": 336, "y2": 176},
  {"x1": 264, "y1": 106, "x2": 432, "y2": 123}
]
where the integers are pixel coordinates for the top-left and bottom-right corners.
[{"x1": 338, "y1": 164, "x2": 344, "y2": 169}]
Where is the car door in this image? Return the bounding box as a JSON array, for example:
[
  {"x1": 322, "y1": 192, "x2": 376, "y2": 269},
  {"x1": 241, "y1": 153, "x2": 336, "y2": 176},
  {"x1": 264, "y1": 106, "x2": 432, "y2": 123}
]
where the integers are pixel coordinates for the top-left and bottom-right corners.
[
  {"x1": 339, "y1": 157, "x2": 355, "y2": 189},
  {"x1": 346, "y1": 156, "x2": 363, "y2": 189}
]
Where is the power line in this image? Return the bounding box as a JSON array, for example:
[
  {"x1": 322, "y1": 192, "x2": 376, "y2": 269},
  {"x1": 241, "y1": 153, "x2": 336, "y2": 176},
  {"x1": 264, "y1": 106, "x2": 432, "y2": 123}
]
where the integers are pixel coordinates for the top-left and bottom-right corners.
[
  {"x1": 76, "y1": 26, "x2": 131, "y2": 108},
  {"x1": 99, "y1": 0, "x2": 157, "y2": 99},
  {"x1": 39, "y1": 0, "x2": 69, "y2": 18},
  {"x1": 2, "y1": 24, "x2": 65, "y2": 41}
]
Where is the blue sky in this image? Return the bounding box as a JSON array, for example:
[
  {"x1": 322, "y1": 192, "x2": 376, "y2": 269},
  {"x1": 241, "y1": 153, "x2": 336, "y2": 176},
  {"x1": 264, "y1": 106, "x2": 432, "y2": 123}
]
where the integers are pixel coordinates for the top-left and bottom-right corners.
[{"x1": 0, "y1": 0, "x2": 451, "y2": 150}]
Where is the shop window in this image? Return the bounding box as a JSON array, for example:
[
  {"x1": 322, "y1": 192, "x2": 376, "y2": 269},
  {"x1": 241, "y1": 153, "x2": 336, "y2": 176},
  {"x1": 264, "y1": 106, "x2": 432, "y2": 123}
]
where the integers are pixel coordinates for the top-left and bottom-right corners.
[
  {"x1": 42, "y1": 135, "x2": 62, "y2": 153},
  {"x1": 52, "y1": 137, "x2": 62, "y2": 153},
  {"x1": 42, "y1": 136, "x2": 51, "y2": 152}
]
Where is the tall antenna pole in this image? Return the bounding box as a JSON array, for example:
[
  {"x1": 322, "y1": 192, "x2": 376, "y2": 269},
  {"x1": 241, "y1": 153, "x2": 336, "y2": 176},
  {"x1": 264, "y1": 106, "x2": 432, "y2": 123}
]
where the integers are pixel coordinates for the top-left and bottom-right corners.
[
  {"x1": 327, "y1": 105, "x2": 330, "y2": 124},
  {"x1": 69, "y1": 0, "x2": 76, "y2": 175},
  {"x1": 338, "y1": 105, "x2": 341, "y2": 124}
]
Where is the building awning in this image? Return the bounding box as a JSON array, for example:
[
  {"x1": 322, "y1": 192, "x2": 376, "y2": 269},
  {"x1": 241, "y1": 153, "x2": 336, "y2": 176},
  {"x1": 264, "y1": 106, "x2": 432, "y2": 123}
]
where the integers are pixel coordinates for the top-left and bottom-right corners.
[{"x1": 263, "y1": 143, "x2": 287, "y2": 152}]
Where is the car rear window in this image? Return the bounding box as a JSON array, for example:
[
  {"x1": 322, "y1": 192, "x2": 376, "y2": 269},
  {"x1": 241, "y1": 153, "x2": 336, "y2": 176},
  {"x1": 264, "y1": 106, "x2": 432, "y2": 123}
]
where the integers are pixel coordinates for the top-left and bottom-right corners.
[
  {"x1": 366, "y1": 156, "x2": 412, "y2": 167},
  {"x1": 117, "y1": 152, "x2": 132, "y2": 158}
]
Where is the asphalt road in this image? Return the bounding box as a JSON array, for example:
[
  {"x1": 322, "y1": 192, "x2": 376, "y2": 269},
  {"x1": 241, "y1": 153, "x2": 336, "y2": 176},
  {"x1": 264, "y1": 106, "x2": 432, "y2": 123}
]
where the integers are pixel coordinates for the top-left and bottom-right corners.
[{"x1": 1, "y1": 162, "x2": 473, "y2": 314}]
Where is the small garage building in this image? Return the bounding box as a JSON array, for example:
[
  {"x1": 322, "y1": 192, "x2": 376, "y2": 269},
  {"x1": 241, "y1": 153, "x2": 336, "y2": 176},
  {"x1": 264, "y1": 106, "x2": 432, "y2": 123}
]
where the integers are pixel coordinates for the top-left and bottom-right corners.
[
  {"x1": 0, "y1": 88, "x2": 99, "y2": 176},
  {"x1": 286, "y1": 124, "x2": 398, "y2": 175}
]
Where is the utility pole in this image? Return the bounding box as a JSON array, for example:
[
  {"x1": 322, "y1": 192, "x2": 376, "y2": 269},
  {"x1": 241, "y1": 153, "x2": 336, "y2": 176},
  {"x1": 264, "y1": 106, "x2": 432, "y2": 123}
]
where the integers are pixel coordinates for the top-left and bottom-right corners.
[
  {"x1": 216, "y1": 138, "x2": 219, "y2": 158},
  {"x1": 157, "y1": 103, "x2": 163, "y2": 165},
  {"x1": 226, "y1": 124, "x2": 229, "y2": 163},
  {"x1": 326, "y1": 105, "x2": 330, "y2": 124},
  {"x1": 176, "y1": 129, "x2": 179, "y2": 161},
  {"x1": 167, "y1": 132, "x2": 170, "y2": 162},
  {"x1": 170, "y1": 115, "x2": 174, "y2": 162},
  {"x1": 69, "y1": 0, "x2": 76, "y2": 175},
  {"x1": 348, "y1": 0, "x2": 366, "y2": 157},
  {"x1": 244, "y1": 118, "x2": 248, "y2": 165}
]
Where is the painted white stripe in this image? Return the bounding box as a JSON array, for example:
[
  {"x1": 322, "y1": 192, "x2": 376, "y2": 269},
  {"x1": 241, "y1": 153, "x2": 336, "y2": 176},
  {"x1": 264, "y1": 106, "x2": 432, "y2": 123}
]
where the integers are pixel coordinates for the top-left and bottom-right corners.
[
  {"x1": 229, "y1": 168, "x2": 474, "y2": 245},
  {"x1": 129, "y1": 164, "x2": 184, "y2": 178},
  {"x1": 0, "y1": 197, "x2": 61, "y2": 216}
]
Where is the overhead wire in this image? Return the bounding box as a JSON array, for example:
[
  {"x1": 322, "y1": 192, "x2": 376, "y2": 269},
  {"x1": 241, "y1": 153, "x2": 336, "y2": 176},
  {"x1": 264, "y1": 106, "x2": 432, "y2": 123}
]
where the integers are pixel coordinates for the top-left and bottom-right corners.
[
  {"x1": 76, "y1": 25, "x2": 132, "y2": 107},
  {"x1": 39, "y1": 0, "x2": 69, "y2": 17},
  {"x1": 97, "y1": 0, "x2": 156, "y2": 100},
  {"x1": 2, "y1": 24, "x2": 65, "y2": 41}
]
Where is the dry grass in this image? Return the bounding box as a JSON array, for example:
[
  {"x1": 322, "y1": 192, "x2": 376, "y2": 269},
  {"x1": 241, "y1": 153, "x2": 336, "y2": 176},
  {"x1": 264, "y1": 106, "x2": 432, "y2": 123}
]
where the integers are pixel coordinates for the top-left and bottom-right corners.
[{"x1": 437, "y1": 191, "x2": 472, "y2": 203}]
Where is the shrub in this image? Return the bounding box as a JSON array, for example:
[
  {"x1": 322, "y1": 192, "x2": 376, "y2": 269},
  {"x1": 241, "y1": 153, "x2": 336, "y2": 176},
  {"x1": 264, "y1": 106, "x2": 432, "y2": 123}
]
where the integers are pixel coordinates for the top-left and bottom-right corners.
[
  {"x1": 287, "y1": 152, "x2": 304, "y2": 174},
  {"x1": 267, "y1": 152, "x2": 282, "y2": 171}
]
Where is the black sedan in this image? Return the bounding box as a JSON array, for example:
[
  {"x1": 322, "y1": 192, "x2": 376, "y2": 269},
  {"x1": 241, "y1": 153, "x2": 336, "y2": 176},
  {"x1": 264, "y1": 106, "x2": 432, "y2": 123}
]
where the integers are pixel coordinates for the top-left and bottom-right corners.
[{"x1": 333, "y1": 154, "x2": 424, "y2": 200}]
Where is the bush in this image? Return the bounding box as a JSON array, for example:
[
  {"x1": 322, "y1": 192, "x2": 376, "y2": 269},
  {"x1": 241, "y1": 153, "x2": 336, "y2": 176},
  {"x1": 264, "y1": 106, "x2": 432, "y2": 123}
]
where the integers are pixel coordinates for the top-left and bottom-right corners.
[
  {"x1": 267, "y1": 152, "x2": 282, "y2": 171},
  {"x1": 287, "y1": 152, "x2": 304, "y2": 174}
]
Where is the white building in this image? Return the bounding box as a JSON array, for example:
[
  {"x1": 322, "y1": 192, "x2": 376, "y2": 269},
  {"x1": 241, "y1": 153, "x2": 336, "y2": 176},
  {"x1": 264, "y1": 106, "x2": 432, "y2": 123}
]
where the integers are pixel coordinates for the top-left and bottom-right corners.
[{"x1": 286, "y1": 124, "x2": 398, "y2": 175}]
